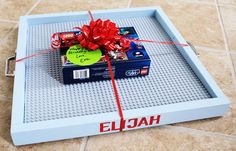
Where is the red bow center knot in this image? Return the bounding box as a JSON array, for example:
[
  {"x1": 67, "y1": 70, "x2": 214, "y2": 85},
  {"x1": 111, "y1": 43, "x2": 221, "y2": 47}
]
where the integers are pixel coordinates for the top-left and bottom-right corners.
[{"x1": 76, "y1": 19, "x2": 130, "y2": 52}]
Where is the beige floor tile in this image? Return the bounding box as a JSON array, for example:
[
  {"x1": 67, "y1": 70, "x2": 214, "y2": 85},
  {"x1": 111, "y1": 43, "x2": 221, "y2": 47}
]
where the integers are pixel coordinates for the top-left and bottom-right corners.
[
  {"x1": 0, "y1": 22, "x2": 16, "y2": 41},
  {"x1": 0, "y1": 73, "x2": 14, "y2": 99},
  {"x1": 0, "y1": 100, "x2": 84, "y2": 150},
  {"x1": 0, "y1": 101, "x2": 12, "y2": 144},
  {"x1": 0, "y1": 68, "x2": 14, "y2": 100},
  {"x1": 16, "y1": 139, "x2": 83, "y2": 151},
  {"x1": 86, "y1": 126, "x2": 236, "y2": 151},
  {"x1": 0, "y1": 100, "x2": 17, "y2": 150},
  {"x1": 225, "y1": 28, "x2": 236, "y2": 52},
  {"x1": 1, "y1": 28, "x2": 18, "y2": 51},
  {"x1": 197, "y1": 49, "x2": 234, "y2": 98},
  {"x1": 185, "y1": 0, "x2": 215, "y2": 4},
  {"x1": 175, "y1": 49, "x2": 236, "y2": 135},
  {"x1": 131, "y1": 0, "x2": 225, "y2": 50},
  {"x1": 30, "y1": 0, "x2": 129, "y2": 15},
  {"x1": 218, "y1": 0, "x2": 236, "y2": 6},
  {"x1": 194, "y1": 0, "x2": 215, "y2": 3},
  {"x1": 219, "y1": 6, "x2": 236, "y2": 52},
  {"x1": 219, "y1": 6, "x2": 236, "y2": 29},
  {"x1": 0, "y1": 0, "x2": 37, "y2": 21}
]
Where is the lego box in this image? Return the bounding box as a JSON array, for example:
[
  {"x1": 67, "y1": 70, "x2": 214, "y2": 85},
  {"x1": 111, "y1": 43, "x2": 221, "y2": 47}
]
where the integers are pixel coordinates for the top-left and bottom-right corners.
[{"x1": 59, "y1": 27, "x2": 151, "y2": 84}]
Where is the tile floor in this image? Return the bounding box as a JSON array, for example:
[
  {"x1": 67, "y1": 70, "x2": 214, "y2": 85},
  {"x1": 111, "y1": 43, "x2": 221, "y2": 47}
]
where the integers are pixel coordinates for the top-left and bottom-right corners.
[{"x1": 0, "y1": 0, "x2": 236, "y2": 150}]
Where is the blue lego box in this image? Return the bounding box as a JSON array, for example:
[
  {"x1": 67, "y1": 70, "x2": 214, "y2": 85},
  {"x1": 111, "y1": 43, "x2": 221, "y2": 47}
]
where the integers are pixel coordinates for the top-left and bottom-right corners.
[{"x1": 59, "y1": 27, "x2": 151, "y2": 84}]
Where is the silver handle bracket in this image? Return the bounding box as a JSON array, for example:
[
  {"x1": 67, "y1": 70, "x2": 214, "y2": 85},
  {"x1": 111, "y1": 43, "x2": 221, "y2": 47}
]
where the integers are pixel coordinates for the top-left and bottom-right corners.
[
  {"x1": 187, "y1": 42, "x2": 199, "y2": 56},
  {"x1": 5, "y1": 55, "x2": 16, "y2": 77}
]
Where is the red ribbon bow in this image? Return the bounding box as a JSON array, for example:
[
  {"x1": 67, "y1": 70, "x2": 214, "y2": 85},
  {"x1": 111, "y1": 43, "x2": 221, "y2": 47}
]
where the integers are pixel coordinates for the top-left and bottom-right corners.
[{"x1": 74, "y1": 14, "x2": 130, "y2": 52}]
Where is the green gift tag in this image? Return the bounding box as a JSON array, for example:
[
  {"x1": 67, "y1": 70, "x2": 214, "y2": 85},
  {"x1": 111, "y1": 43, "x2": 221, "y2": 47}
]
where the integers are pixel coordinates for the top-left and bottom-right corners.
[{"x1": 66, "y1": 44, "x2": 102, "y2": 66}]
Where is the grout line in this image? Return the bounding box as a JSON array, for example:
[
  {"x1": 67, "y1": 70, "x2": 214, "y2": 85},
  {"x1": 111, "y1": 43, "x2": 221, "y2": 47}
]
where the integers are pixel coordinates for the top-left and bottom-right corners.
[
  {"x1": 127, "y1": 0, "x2": 132, "y2": 8},
  {"x1": 79, "y1": 137, "x2": 88, "y2": 151},
  {"x1": 24, "y1": 0, "x2": 41, "y2": 16},
  {"x1": 215, "y1": 0, "x2": 236, "y2": 90},
  {"x1": 168, "y1": 125, "x2": 236, "y2": 140},
  {"x1": 0, "y1": 19, "x2": 18, "y2": 24}
]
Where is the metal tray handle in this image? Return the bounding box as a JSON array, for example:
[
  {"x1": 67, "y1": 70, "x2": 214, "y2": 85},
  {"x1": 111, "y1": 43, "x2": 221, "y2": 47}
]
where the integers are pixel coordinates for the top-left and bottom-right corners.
[
  {"x1": 187, "y1": 41, "x2": 199, "y2": 56},
  {"x1": 5, "y1": 55, "x2": 16, "y2": 77}
]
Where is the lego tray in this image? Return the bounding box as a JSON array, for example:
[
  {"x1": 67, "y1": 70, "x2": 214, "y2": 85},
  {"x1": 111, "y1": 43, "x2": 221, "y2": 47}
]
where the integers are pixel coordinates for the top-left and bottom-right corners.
[{"x1": 11, "y1": 7, "x2": 229, "y2": 145}]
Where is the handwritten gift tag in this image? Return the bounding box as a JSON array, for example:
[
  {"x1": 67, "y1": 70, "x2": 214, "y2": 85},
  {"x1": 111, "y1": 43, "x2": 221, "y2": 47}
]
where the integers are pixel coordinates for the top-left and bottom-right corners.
[{"x1": 66, "y1": 44, "x2": 102, "y2": 66}]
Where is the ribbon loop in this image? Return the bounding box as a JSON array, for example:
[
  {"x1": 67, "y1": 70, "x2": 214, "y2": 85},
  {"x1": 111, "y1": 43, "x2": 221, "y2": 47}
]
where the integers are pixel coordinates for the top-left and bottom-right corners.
[{"x1": 73, "y1": 17, "x2": 130, "y2": 52}]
